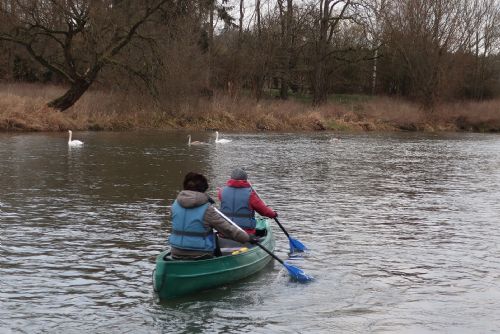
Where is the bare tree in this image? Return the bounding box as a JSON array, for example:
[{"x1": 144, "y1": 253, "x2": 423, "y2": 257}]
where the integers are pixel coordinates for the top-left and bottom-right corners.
[
  {"x1": 361, "y1": 0, "x2": 386, "y2": 95},
  {"x1": 383, "y1": 0, "x2": 473, "y2": 108},
  {"x1": 0, "y1": 0, "x2": 170, "y2": 111},
  {"x1": 239, "y1": 0, "x2": 245, "y2": 39},
  {"x1": 252, "y1": 0, "x2": 265, "y2": 99},
  {"x1": 307, "y1": 0, "x2": 355, "y2": 105},
  {"x1": 465, "y1": 0, "x2": 500, "y2": 99},
  {"x1": 1, "y1": 0, "x2": 499, "y2": 112},
  {"x1": 277, "y1": 0, "x2": 294, "y2": 99}
]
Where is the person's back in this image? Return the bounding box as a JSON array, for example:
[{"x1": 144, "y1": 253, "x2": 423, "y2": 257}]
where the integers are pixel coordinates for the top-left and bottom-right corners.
[
  {"x1": 169, "y1": 172, "x2": 254, "y2": 260},
  {"x1": 219, "y1": 168, "x2": 277, "y2": 235}
]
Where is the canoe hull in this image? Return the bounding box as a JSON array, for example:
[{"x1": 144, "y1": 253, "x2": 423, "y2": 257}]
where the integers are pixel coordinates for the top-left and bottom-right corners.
[{"x1": 154, "y1": 219, "x2": 274, "y2": 299}]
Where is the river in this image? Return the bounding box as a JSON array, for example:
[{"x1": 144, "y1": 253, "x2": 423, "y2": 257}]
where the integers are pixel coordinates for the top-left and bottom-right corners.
[{"x1": 1, "y1": 131, "x2": 499, "y2": 333}]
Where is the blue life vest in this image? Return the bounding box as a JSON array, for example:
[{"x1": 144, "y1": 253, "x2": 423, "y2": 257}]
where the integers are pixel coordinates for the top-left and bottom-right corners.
[
  {"x1": 169, "y1": 201, "x2": 215, "y2": 252},
  {"x1": 220, "y1": 186, "x2": 256, "y2": 229}
]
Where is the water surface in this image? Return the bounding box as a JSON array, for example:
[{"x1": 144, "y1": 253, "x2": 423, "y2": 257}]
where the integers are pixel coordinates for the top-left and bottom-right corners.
[{"x1": 1, "y1": 131, "x2": 499, "y2": 333}]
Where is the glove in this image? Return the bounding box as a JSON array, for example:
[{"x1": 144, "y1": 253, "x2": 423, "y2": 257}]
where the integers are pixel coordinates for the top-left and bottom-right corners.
[
  {"x1": 248, "y1": 235, "x2": 260, "y2": 244},
  {"x1": 273, "y1": 211, "x2": 278, "y2": 218}
]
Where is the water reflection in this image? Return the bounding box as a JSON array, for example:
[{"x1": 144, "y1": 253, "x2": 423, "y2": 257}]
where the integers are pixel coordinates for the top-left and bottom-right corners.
[{"x1": 1, "y1": 131, "x2": 500, "y2": 333}]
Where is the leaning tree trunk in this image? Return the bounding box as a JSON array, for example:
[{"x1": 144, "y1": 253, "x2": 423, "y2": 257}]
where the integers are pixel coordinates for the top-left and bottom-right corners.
[{"x1": 48, "y1": 79, "x2": 93, "y2": 111}]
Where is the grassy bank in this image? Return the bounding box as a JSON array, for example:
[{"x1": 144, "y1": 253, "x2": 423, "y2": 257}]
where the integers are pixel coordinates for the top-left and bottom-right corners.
[{"x1": 1, "y1": 83, "x2": 500, "y2": 132}]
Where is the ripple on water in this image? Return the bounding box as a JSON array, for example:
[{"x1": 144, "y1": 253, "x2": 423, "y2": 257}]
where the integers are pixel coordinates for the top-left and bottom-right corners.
[{"x1": 1, "y1": 131, "x2": 500, "y2": 333}]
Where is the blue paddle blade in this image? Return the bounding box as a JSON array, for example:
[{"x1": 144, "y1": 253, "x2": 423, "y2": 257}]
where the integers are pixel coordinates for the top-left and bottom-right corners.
[
  {"x1": 284, "y1": 261, "x2": 313, "y2": 282},
  {"x1": 289, "y1": 238, "x2": 307, "y2": 253}
]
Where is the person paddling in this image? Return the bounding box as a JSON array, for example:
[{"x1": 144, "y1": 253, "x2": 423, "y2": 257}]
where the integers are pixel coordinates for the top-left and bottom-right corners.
[
  {"x1": 169, "y1": 172, "x2": 258, "y2": 260},
  {"x1": 218, "y1": 168, "x2": 277, "y2": 235}
]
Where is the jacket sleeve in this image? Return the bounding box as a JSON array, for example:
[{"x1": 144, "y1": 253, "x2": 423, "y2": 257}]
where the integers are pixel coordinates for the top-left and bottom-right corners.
[
  {"x1": 249, "y1": 191, "x2": 277, "y2": 218},
  {"x1": 204, "y1": 206, "x2": 250, "y2": 243}
]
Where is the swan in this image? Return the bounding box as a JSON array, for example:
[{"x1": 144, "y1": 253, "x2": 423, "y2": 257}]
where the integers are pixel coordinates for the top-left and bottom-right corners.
[
  {"x1": 68, "y1": 130, "x2": 84, "y2": 147},
  {"x1": 215, "y1": 131, "x2": 232, "y2": 144},
  {"x1": 188, "y1": 135, "x2": 207, "y2": 146},
  {"x1": 329, "y1": 137, "x2": 341, "y2": 143}
]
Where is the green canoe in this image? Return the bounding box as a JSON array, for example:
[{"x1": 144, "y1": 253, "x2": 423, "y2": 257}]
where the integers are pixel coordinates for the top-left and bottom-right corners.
[{"x1": 153, "y1": 218, "x2": 275, "y2": 299}]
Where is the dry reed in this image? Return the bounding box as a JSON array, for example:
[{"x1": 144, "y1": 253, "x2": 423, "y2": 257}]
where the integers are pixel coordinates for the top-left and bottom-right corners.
[{"x1": 1, "y1": 83, "x2": 500, "y2": 132}]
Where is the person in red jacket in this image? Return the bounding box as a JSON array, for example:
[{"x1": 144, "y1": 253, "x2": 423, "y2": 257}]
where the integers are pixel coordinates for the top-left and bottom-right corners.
[
  {"x1": 170, "y1": 172, "x2": 257, "y2": 260},
  {"x1": 218, "y1": 168, "x2": 277, "y2": 234}
]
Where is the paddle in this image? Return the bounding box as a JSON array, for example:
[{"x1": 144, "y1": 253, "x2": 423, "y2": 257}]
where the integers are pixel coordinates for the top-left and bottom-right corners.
[
  {"x1": 248, "y1": 182, "x2": 307, "y2": 253},
  {"x1": 211, "y1": 206, "x2": 312, "y2": 283}
]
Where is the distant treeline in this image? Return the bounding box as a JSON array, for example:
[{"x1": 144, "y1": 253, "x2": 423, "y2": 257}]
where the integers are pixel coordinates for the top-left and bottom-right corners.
[{"x1": 0, "y1": 0, "x2": 499, "y2": 112}]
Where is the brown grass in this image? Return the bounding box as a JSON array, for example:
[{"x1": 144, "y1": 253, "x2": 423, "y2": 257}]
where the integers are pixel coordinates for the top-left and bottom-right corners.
[
  {"x1": 434, "y1": 100, "x2": 500, "y2": 132},
  {"x1": 1, "y1": 82, "x2": 500, "y2": 132}
]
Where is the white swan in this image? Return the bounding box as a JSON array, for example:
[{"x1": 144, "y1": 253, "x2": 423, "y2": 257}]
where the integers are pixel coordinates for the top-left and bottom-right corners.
[
  {"x1": 188, "y1": 135, "x2": 207, "y2": 146},
  {"x1": 329, "y1": 137, "x2": 341, "y2": 143},
  {"x1": 215, "y1": 131, "x2": 232, "y2": 144},
  {"x1": 68, "y1": 130, "x2": 84, "y2": 147}
]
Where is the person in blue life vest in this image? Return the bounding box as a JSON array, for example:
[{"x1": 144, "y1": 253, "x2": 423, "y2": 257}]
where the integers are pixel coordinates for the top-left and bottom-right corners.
[
  {"x1": 170, "y1": 172, "x2": 259, "y2": 260},
  {"x1": 218, "y1": 168, "x2": 278, "y2": 235}
]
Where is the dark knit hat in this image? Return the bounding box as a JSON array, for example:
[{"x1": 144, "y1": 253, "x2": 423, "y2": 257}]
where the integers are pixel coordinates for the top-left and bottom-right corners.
[{"x1": 231, "y1": 168, "x2": 248, "y2": 180}]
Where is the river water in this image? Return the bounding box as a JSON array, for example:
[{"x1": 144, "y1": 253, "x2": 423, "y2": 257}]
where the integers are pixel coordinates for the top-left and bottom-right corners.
[{"x1": 1, "y1": 131, "x2": 499, "y2": 333}]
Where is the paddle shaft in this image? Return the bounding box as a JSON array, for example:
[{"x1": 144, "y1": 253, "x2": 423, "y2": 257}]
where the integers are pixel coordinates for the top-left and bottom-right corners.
[
  {"x1": 211, "y1": 206, "x2": 286, "y2": 265},
  {"x1": 273, "y1": 217, "x2": 291, "y2": 239},
  {"x1": 252, "y1": 240, "x2": 286, "y2": 266},
  {"x1": 248, "y1": 182, "x2": 292, "y2": 240},
  {"x1": 211, "y1": 205, "x2": 246, "y2": 233},
  {"x1": 211, "y1": 201, "x2": 312, "y2": 282}
]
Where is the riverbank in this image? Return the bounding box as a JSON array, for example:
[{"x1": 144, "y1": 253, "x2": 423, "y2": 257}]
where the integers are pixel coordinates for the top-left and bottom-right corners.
[{"x1": 1, "y1": 83, "x2": 499, "y2": 132}]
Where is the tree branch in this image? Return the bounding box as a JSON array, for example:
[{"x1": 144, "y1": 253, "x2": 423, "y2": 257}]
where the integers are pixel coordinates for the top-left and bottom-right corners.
[
  {"x1": 100, "y1": 0, "x2": 170, "y2": 63},
  {"x1": 24, "y1": 42, "x2": 76, "y2": 83}
]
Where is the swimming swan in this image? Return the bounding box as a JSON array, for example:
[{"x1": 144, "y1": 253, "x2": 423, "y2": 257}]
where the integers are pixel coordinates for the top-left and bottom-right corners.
[
  {"x1": 329, "y1": 137, "x2": 341, "y2": 143},
  {"x1": 68, "y1": 130, "x2": 84, "y2": 147},
  {"x1": 188, "y1": 135, "x2": 207, "y2": 146},
  {"x1": 215, "y1": 131, "x2": 232, "y2": 144}
]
